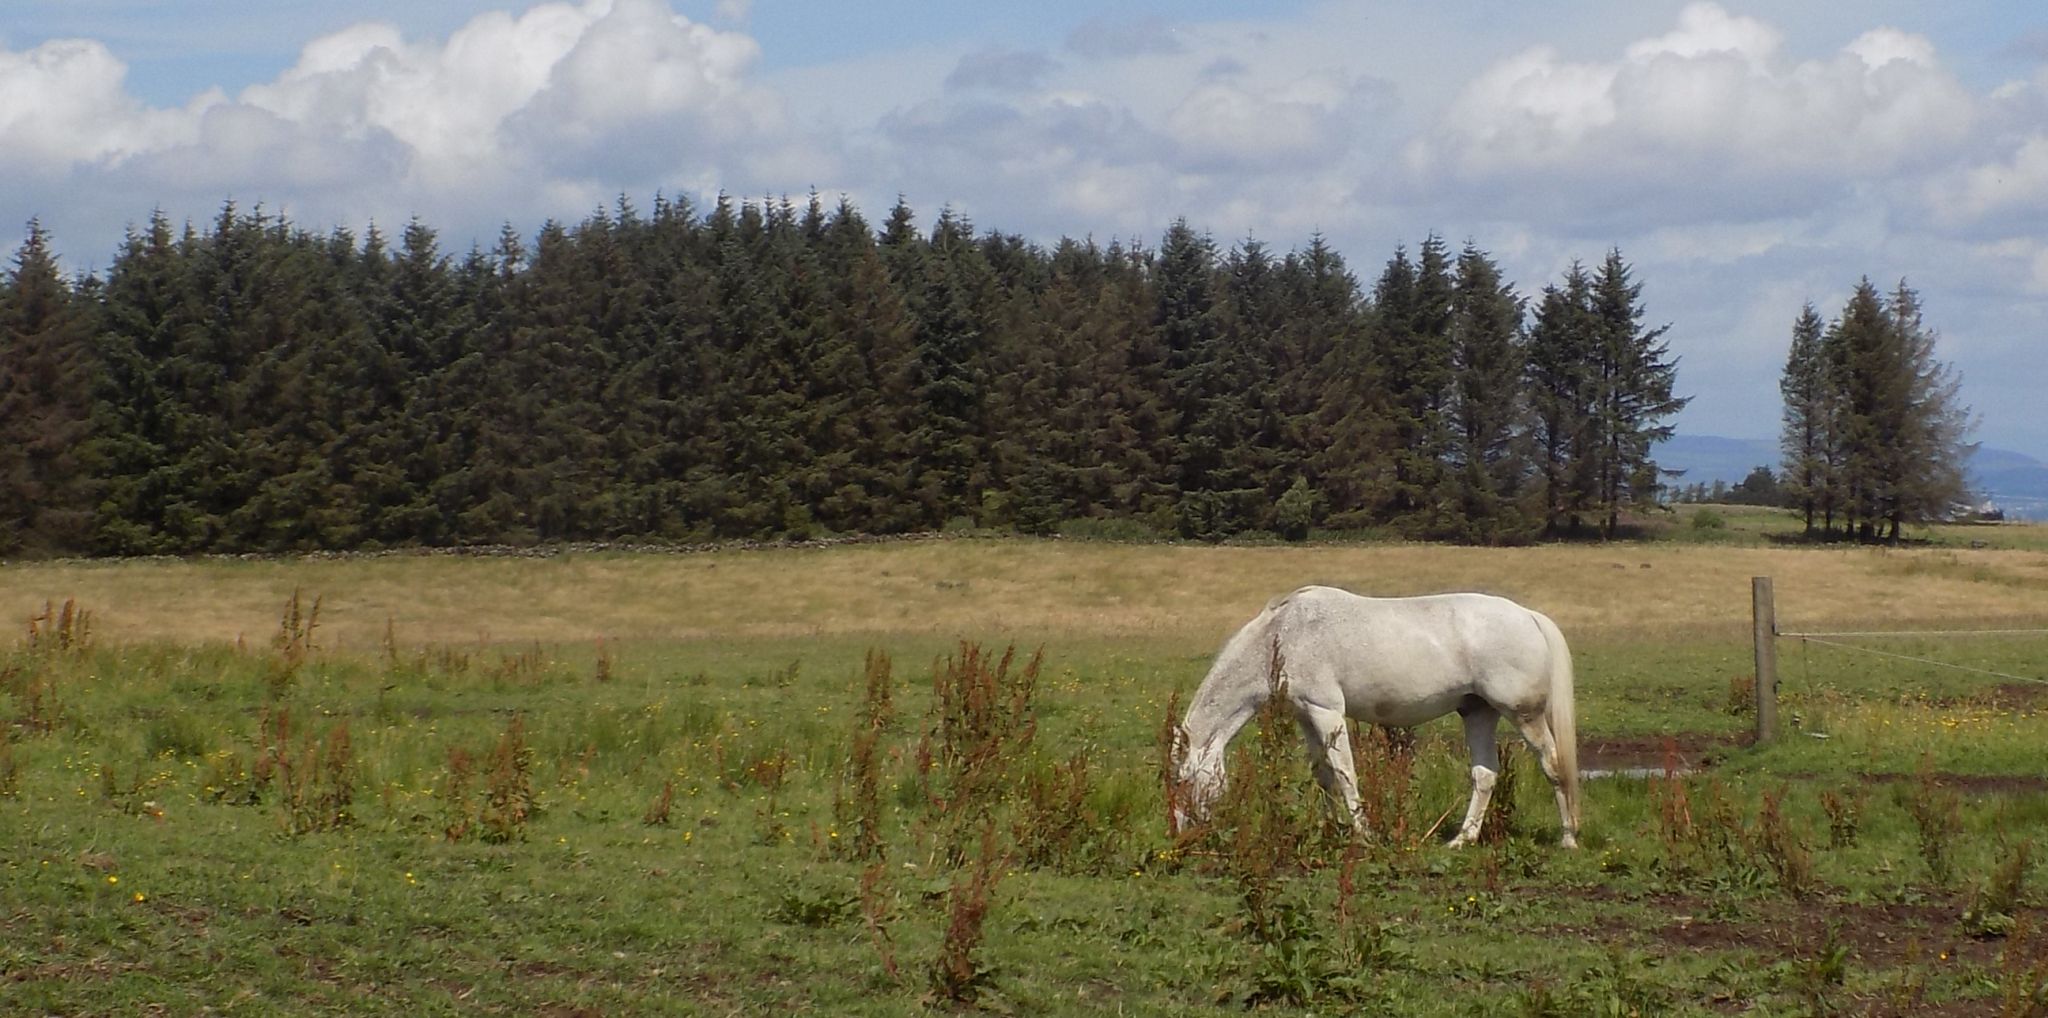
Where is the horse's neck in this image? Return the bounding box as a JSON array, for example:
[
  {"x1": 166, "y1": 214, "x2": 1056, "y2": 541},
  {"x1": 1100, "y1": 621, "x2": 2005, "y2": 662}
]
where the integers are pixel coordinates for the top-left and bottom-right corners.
[{"x1": 1182, "y1": 684, "x2": 1264, "y2": 764}]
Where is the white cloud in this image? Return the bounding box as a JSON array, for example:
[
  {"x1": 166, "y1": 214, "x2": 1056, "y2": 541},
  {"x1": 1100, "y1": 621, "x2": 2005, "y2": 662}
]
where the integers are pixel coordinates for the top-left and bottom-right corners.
[
  {"x1": 1406, "y1": 2, "x2": 1977, "y2": 221},
  {"x1": 1163, "y1": 74, "x2": 1363, "y2": 171},
  {"x1": 0, "y1": 38, "x2": 209, "y2": 173},
  {"x1": 0, "y1": 0, "x2": 780, "y2": 235}
]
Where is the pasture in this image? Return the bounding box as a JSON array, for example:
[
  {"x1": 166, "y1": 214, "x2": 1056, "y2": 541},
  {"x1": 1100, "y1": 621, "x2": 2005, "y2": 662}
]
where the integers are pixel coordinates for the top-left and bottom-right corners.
[{"x1": 4, "y1": 534, "x2": 2048, "y2": 1015}]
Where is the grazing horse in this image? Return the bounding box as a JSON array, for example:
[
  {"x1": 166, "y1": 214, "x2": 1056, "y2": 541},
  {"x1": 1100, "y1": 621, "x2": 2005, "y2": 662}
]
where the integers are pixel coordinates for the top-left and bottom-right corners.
[{"x1": 1173, "y1": 586, "x2": 1581, "y2": 848}]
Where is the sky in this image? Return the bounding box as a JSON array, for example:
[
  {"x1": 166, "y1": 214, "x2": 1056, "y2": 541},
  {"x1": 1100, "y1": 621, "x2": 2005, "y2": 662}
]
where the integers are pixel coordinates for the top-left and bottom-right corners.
[{"x1": 4, "y1": 0, "x2": 2046, "y2": 460}]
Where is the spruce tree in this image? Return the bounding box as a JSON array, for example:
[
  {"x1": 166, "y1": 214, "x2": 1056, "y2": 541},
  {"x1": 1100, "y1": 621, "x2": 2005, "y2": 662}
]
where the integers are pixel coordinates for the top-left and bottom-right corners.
[
  {"x1": 1587, "y1": 250, "x2": 1687, "y2": 537},
  {"x1": 0, "y1": 220, "x2": 98, "y2": 553},
  {"x1": 1525, "y1": 263, "x2": 1596, "y2": 534},
  {"x1": 1885, "y1": 281, "x2": 1975, "y2": 533},
  {"x1": 1446, "y1": 242, "x2": 1531, "y2": 543},
  {"x1": 1777, "y1": 303, "x2": 1832, "y2": 534}
]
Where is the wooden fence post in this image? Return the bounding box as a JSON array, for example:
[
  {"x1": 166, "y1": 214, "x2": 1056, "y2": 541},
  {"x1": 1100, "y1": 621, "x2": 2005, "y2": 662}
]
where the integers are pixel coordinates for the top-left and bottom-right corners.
[{"x1": 1752, "y1": 576, "x2": 1778, "y2": 744}]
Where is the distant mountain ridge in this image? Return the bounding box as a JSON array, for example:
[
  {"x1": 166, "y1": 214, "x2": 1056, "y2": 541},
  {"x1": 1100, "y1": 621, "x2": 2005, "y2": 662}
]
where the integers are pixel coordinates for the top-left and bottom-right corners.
[{"x1": 1657, "y1": 434, "x2": 2048, "y2": 519}]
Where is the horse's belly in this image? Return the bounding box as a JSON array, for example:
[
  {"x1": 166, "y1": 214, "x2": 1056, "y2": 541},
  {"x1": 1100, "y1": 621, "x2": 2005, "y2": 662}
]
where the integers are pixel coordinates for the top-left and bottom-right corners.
[{"x1": 1348, "y1": 689, "x2": 1466, "y2": 727}]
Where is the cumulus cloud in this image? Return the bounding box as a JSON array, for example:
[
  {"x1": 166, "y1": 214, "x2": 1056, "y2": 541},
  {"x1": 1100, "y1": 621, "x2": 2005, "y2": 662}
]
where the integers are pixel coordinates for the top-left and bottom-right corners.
[
  {"x1": 0, "y1": 0, "x2": 783, "y2": 241},
  {"x1": 1164, "y1": 73, "x2": 1389, "y2": 172},
  {"x1": 0, "y1": 38, "x2": 213, "y2": 174},
  {"x1": 1405, "y1": 2, "x2": 1977, "y2": 221}
]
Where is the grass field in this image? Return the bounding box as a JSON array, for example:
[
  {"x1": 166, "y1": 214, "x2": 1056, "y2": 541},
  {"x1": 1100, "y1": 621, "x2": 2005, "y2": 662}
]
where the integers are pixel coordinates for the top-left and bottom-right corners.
[{"x1": 5, "y1": 531, "x2": 2048, "y2": 1015}]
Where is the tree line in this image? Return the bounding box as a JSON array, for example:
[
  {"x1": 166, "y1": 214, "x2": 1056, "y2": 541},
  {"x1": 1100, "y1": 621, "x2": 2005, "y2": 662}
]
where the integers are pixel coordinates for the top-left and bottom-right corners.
[
  {"x1": 0, "y1": 195, "x2": 1689, "y2": 556},
  {"x1": 1779, "y1": 279, "x2": 1975, "y2": 541}
]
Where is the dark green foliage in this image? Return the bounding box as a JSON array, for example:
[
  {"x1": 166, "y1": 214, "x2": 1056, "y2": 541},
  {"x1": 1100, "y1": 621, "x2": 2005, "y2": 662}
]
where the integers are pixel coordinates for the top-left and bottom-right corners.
[
  {"x1": 0, "y1": 220, "x2": 98, "y2": 554},
  {"x1": 7, "y1": 200, "x2": 1689, "y2": 554},
  {"x1": 1777, "y1": 279, "x2": 1975, "y2": 541}
]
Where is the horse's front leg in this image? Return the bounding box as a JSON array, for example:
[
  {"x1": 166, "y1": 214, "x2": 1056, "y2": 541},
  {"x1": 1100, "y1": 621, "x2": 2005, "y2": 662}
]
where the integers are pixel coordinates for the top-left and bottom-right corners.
[
  {"x1": 1297, "y1": 705, "x2": 1362, "y2": 830},
  {"x1": 1446, "y1": 704, "x2": 1501, "y2": 848}
]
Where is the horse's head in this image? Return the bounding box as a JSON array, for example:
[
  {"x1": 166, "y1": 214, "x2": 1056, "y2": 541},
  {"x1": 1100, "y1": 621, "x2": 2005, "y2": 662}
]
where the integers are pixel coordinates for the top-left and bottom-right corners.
[{"x1": 1168, "y1": 732, "x2": 1224, "y2": 834}]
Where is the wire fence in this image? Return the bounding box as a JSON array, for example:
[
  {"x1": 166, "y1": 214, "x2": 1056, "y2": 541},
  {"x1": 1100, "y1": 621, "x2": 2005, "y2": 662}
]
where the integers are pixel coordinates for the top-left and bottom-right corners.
[{"x1": 1776, "y1": 626, "x2": 2048, "y2": 686}]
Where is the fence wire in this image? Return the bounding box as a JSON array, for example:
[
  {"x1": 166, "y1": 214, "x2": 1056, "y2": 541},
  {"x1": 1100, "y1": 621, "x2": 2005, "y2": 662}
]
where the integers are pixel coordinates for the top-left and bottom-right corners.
[{"x1": 1778, "y1": 627, "x2": 2048, "y2": 686}]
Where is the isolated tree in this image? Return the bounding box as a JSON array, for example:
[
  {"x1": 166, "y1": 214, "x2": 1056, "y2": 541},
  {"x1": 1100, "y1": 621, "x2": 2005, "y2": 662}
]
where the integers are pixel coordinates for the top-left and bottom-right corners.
[{"x1": 1802, "y1": 278, "x2": 1975, "y2": 541}]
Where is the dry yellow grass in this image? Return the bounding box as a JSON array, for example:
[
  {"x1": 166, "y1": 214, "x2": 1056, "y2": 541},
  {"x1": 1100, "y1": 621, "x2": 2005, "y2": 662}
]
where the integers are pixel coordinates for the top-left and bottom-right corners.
[{"x1": 7, "y1": 538, "x2": 2048, "y2": 651}]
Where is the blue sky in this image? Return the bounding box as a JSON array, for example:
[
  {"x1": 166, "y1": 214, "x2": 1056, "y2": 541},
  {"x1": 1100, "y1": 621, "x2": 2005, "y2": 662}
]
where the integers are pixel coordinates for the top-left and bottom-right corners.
[{"x1": 4, "y1": 1, "x2": 2046, "y2": 460}]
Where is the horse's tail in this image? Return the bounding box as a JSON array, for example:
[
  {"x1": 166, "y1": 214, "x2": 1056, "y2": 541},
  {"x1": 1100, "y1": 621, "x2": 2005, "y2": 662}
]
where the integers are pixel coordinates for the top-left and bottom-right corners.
[{"x1": 1533, "y1": 610, "x2": 1580, "y2": 831}]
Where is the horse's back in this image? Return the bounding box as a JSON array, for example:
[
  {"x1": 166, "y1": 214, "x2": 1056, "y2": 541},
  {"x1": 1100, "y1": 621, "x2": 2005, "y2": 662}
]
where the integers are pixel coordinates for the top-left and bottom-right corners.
[{"x1": 1272, "y1": 586, "x2": 1551, "y2": 724}]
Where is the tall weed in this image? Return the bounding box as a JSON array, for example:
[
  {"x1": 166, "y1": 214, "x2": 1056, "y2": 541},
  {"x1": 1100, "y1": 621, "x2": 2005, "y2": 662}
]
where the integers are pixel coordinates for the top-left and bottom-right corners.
[
  {"x1": 1898, "y1": 760, "x2": 1963, "y2": 888},
  {"x1": 928, "y1": 822, "x2": 1007, "y2": 1005}
]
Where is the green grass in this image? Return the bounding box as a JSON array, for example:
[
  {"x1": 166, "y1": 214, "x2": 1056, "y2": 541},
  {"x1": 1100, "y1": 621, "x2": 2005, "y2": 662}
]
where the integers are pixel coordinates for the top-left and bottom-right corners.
[{"x1": 5, "y1": 547, "x2": 2048, "y2": 1015}]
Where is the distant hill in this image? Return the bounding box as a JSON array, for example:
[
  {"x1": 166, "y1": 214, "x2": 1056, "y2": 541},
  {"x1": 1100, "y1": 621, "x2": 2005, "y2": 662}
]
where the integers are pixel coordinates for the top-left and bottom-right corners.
[{"x1": 1657, "y1": 434, "x2": 2048, "y2": 520}]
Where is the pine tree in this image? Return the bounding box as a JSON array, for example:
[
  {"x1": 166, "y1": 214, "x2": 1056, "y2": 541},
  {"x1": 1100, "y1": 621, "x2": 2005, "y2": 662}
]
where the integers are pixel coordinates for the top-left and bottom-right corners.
[
  {"x1": 1829, "y1": 278, "x2": 1896, "y2": 539},
  {"x1": 905, "y1": 208, "x2": 990, "y2": 528},
  {"x1": 1586, "y1": 250, "x2": 1687, "y2": 537},
  {"x1": 93, "y1": 210, "x2": 194, "y2": 554},
  {"x1": 1525, "y1": 263, "x2": 1596, "y2": 534},
  {"x1": 0, "y1": 220, "x2": 98, "y2": 553},
  {"x1": 1885, "y1": 281, "x2": 1975, "y2": 533},
  {"x1": 1777, "y1": 303, "x2": 1832, "y2": 534},
  {"x1": 1446, "y1": 242, "x2": 1531, "y2": 543},
  {"x1": 1369, "y1": 240, "x2": 1456, "y2": 530},
  {"x1": 1825, "y1": 280, "x2": 1974, "y2": 540}
]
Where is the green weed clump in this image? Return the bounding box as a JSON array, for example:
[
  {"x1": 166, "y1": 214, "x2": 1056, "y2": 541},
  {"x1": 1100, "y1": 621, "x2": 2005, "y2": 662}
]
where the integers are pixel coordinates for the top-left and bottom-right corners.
[
  {"x1": 1750, "y1": 787, "x2": 1817, "y2": 898},
  {"x1": 1819, "y1": 786, "x2": 1865, "y2": 848},
  {"x1": 0, "y1": 726, "x2": 17, "y2": 797},
  {"x1": 832, "y1": 650, "x2": 894, "y2": 862},
  {"x1": 265, "y1": 589, "x2": 321, "y2": 698},
  {"x1": 1965, "y1": 839, "x2": 2036, "y2": 938},
  {"x1": 915, "y1": 642, "x2": 1040, "y2": 860},
  {"x1": 1352, "y1": 723, "x2": 1418, "y2": 849},
  {"x1": 928, "y1": 822, "x2": 1007, "y2": 1005},
  {"x1": 441, "y1": 714, "x2": 537, "y2": 843},
  {"x1": 1, "y1": 661, "x2": 63, "y2": 734},
  {"x1": 1898, "y1": 762, "x2": 1964, "y2": 888}
]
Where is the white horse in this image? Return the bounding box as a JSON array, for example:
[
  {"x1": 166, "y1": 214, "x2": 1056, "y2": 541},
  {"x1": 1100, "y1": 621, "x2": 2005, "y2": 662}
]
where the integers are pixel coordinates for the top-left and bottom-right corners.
[{"x1": 1173, "y1": 585, "x2": 1580, "y2": 848}]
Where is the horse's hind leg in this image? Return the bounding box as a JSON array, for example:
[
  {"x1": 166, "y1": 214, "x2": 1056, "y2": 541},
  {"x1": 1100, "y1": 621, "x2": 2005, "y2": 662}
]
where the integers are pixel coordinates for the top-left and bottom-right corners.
[
  {"x1": 1296, "y1": 705, "x2": 1362, "y2": 829},
  {"x1": 1446, "y1": 703, "x2": 1500, "y2": 848},
  {"x1": 1511, "y1": 714, "x2": 1579, "y2": 850}
]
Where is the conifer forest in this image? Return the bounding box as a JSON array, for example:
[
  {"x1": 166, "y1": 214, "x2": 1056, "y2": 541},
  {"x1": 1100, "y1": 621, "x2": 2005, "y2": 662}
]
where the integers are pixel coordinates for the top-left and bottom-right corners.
[{"x1": 0, "y1": 194, "x2": 1690, "y2": 556}]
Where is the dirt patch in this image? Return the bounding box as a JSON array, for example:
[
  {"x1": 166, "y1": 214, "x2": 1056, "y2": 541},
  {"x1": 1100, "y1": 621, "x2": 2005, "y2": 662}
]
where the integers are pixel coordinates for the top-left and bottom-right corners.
[
  {"x1": 1652, "y1": 900, "x2": 2020, "y2": 969},
  {"x1": 1828, "y1": 772, "x2": 2048, "y2": 794},
  {"x1": 1975, "y1": 682, "x2": 2048, "y2": 710},
  {"x1": 1579, "y1": 732, "x2": 1751, "y2": 773}
]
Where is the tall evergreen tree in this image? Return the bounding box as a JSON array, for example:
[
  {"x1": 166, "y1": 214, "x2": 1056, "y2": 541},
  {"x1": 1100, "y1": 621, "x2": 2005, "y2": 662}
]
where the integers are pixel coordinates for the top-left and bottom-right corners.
[
  {"x1": 1525, "y1": 263, "x2": 1596, "y2": 534},
  {"x1": 905, "y1": 208, "x2": 991, "y2": 526},
  {"x1": 0, "y1": 220, "x2": 97, "y2": 553},
  {"x1": 1885, "y1": 281, "x2": 1975, "y2": 534},
  {"x1": 1824, "y1": 280, "x2": 1975, "y2": 540},
  {"x1": 93, "y1": 210, "x2": 193, "y2": 554},
  {"x1": 1586, "y1": 249, "x2": 1687, "y2": 538},
  {"x1": 1446, "y1": 242, "x2": 1531, "y2": 543},
  {"x1": 1829, "y1": 278, "x2": 1896, "y2": 539},
  {"x1": 1777, "y1": 303, "x2": 1833, "y2": 534},
  {"x1": 1367, "y1": 236, "x2": 1457, "y2": 534}
]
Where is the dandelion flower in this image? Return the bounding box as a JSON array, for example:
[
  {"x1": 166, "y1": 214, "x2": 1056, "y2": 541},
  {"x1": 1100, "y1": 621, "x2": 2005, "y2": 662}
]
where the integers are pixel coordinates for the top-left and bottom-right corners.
[{"x1": 107, "y1": 875, "x2": 119, "y2": 885}]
